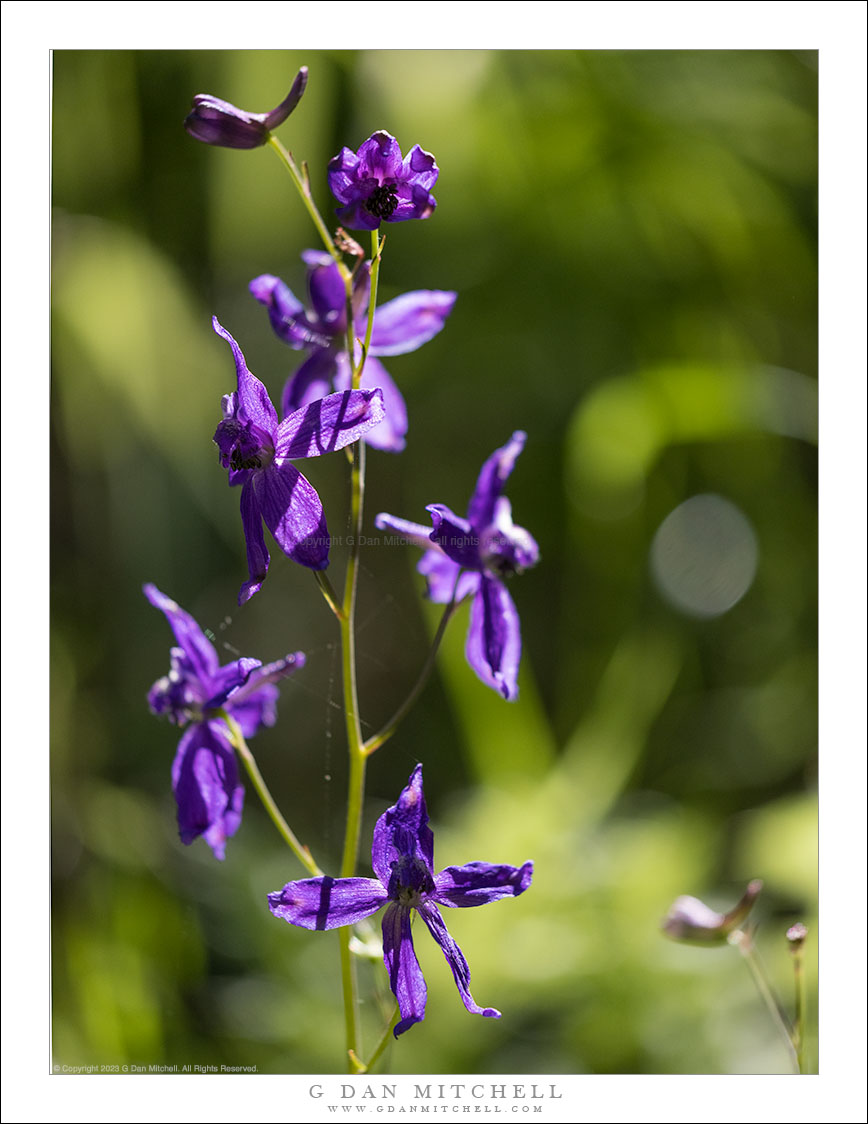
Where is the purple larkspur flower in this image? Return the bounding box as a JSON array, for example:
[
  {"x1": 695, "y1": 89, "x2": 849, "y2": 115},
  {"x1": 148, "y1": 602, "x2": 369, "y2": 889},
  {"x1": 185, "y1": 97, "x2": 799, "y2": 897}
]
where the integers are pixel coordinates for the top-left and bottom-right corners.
[
  {"x1": 211, "y1": 317, "x2": 384, "y2": 603},
  {"x1": 144, "y1": 583, "x2": 304, "y2": 859},
  {"x1": 269, "y1": 765, "x2": 532, "y2": 1037},
  {"x1": 328, "y1": 131, "x2": 439, "y2": 231},
  {"x1": 250, "y1": 253, "x2": 456, "y2": 452},
  {"x1": 185, "y1": 68, "x2": 308, "y2": 149},
  {"x1": 376, "y1": 432, "x2": 539, "y2": 700}
]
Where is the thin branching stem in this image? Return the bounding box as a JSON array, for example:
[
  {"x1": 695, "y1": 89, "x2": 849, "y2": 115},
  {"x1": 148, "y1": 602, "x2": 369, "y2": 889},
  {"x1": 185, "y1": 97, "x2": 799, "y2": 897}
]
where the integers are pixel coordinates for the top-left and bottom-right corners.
[
  {"x1": 729, "y1": 928, "x2": 799, "y2": 1073},
  {"x1": 364, "y1": 588, "x2": 462, "y2": 756},
  {"x1": 221, "y1": 712, "x2": 322, "y2": 877}
]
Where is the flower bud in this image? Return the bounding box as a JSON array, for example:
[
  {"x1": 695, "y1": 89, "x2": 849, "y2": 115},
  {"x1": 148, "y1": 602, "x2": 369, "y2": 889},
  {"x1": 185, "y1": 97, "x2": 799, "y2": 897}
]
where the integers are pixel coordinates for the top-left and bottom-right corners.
[
  {"x1": 185, "y1": 67, "x2": 308, "y2": 149},
  {"x1": 662, "y1": 879, "x2": 763, "y2": 945}
]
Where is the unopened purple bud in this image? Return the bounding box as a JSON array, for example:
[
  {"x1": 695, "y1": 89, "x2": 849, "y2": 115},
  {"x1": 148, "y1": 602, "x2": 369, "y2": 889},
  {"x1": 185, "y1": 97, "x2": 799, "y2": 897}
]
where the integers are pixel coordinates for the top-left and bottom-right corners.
[
  {"x1": 662, "y1": 879, "x2": 763, "y2": 945},
  {"x1": 185, "y1": 67, "x2": 308, "y2": 149}
]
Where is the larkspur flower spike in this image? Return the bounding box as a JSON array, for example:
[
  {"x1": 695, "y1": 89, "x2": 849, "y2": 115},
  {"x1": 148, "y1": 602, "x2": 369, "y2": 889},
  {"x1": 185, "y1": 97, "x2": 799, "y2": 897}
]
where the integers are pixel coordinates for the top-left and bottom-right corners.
[
  {"x1": 268, "y1": 765, "x2": 533, "y2": 1037},
  {"x1": 211, "y1": 317, "x2": 385, "y2": 602},
  {"x1": 376, "y1": 432, "x2": 540, "y2": 700},
  {"x1": 250, "y1": 251, "x2": 456, "y2": 452},
  {"x1": 185, "y1": 67, "x2": 308, "y2": 149},
  {"x1": 328, "y1": 131, "x2": 439, "y2": 231},
  {"x1": 144, "y1": 584, "x2": 305, "y2": 859}
]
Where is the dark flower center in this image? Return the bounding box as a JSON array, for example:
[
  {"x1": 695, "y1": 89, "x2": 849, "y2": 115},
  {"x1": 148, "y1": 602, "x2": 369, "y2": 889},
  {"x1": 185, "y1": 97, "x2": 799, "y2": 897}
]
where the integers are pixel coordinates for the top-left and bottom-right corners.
[
  {"x1": 214, "y1": 418, "x2": 274, "y2": 475},
  {"x1": 479, "y1": 522, "x2": 540, "y2": 579},
  {"x1": 389, "y1": 855, "x2": 435, "y2": 909},
  {"x1": 364, "y1": 183, "x2": 399, "y2": 220},
  {"x1": 148, "y1": 648, "x2": 205, "y2": 725}
]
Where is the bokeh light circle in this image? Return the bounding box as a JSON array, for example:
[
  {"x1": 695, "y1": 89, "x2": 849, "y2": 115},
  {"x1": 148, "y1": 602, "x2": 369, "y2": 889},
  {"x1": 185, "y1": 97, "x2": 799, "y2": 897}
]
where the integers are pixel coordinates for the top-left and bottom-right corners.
[{"x1": 651, "y1": 494, "x2": 758, "y2": 618}]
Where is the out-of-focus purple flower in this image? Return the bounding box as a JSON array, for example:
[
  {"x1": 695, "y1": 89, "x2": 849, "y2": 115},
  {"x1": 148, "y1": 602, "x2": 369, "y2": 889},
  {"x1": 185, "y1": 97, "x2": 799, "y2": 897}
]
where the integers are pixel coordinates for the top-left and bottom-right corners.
[
  {"x1": 211, "y1": 317, "x2": 384, "y2": 603},
  {"x1": 662, "y1": 880, "x2": 764, "y2": 944},
  {"x1": 376, "y1": 432, "x2": 539, "y2": 700},
  {"x1": 250, "y1": 253, "x2": 456, "y2": 452},
  {"x1": 328, "y1": 131, "x2": 439, "y2": 231},
  {"x1": 269, "y1": 765, "x2": 532, "y2": 1037},
  {"x1": 185, "y1": 68, "x2": 308, "y2": 149},
  {"x1": 144, "y1": 583, "x2": 304, "y2": 859}
]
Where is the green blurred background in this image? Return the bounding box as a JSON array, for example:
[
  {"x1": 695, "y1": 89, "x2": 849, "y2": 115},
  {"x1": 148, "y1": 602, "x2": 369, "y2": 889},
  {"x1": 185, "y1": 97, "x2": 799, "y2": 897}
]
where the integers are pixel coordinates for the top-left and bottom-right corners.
[{"x1": 51, "y1": 49, "x2": 817, "y2": 1074}]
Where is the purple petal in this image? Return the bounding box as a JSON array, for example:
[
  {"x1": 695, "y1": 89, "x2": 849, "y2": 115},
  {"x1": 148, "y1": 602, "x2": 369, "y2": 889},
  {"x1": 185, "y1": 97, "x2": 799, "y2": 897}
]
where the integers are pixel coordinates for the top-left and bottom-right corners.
[
  {"x1": 268, "y1": 876, "x2": 388, "y2": 930},
  {"x1": 403, "y1": 143, "x2": 439, "y2": 191},
  {"x1": 382, "y1": 902, "x2": 428, "y2": 1037},
  {"x1": 249, "y1": 274, "x2": 326, "y2": 350},
  {"x1": 143, "y1": 584, "x2": 220, "y2": 687},
  {"x1": 369, "y1": 290, "x2": 457, "y2": 357},
  {"x1": 254, "y1": 463, "x2": 329, "y2": 570},
  {"x1": 281, "y1": 351, "x2": 339, "y2": 418},
  {"x1": 333, "y1": 354, "x2": 407, "y2": 452},
  {"x1": 276, "y1": 388, "x2": 385, "y2": 460},
  {"x1": 226, "y1": 652, "x2": 305, "y2": 736},
  {"x1": 229, "y1": 651, "x2": 305, "y2": 708},
  {"x1": 466, "y1": 576, "x2": 521, "y2": 700},
  {"x1": 327, "y1": 146, "x2": 361, "y2": 204},
  {"x1": 306, "y1": 256, "x2": 345, "y2": 328},
  {"x1": 371, "y1": 764, "x2": 434, "y2": 885},
  {"x1": 419, "y1": 553, "x2": 480, "y2": 605},
  {"x1": 204, "y1": 656, "x2": 262, "y2": 712},
  {"x1": 171, "y1": 721, "x2": 244, "y2": 860},
  {"x1": 418, "y1": 902, "x2": 500, "y2": 1020},
  {"x1": 466, "y1": 431, "x2": 526, "y2": 532},
  {"x1": 374, "y1": 512, "x2": 439, "y2": 552},
  {"x1": 212, "y1": 318, "x2": 278, "y2": 437},
  {"x1": 301, "y1": 249, "x2": 335, "y2": 270},
  {"x1": 357, "y1": 131, "x2": 404, "y2": 180},
  {"x1": 427, "y1": 504, "x2": 482, "y2": 569},
  {"x1": 391, "y1": 183, "x2": 437, "y2": 223},
  {"x1": 238, "y1": 480, "x2": 271, "y2": 603},
  {"x1": 228, "y1": 681, "x2": 279, "y2": 738},
  {"x1": 263, "y1": 66, "x2": 308, "y2": 130},
  {"x1": 370, "y1": 519, "x2": 480, "y2": 603},
  {"x1": 335, "y1": 197, "x2": 382, "y2": 233},
  {"x1": 434, "y1": 861, "x2": 534, "y2": 908}
]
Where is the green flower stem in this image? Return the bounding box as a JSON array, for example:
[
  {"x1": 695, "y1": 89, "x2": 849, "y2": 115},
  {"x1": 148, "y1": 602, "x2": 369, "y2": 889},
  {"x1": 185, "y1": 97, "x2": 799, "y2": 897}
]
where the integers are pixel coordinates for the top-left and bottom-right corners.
[
  {"x1": 789, "y1": 929, "x2": 807, "y2": 1073},
  {"x1": 729, "y1": 928, "x2": 799, "y2": 1073},
  {"x1": 350, "y1": 1003, "x2": 399, "y2": 1074},
  {"x1": 221, "y1": 712, "x2": 322, "y2": 877},
  {"x1": 339, "y1": 439, "x2": 368, "y2": 877},
  {"x1": 339, "y1": 928, "x2": 361, "y2": 1073},
  {"x1": 359, "y1": 231, "x2": 384, "y2": 380},
  {"x1": 336, "y1": 431, "x2": 369, "y2": 1070},
  {"x1": 364, "y1": 590, "x2": 462, "y2": 756},
  {"x1": 266, "y1": 135, "x2": 349, "y2": 279},
  {"x1": 334, "y1": 229, "x2": 384, "y2": 1068},
  {"x1": 343, "y1": 231, "x2": 383, "y2": 393},
  {"x1": 314, "y1": 569, "x2": 345, "y2": 622}
]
